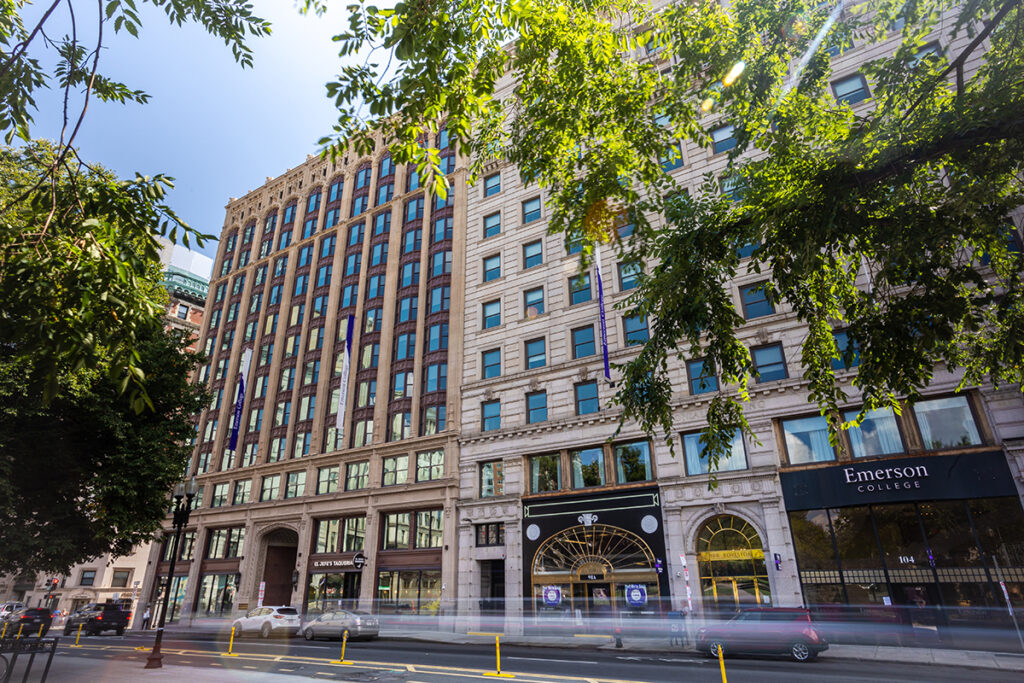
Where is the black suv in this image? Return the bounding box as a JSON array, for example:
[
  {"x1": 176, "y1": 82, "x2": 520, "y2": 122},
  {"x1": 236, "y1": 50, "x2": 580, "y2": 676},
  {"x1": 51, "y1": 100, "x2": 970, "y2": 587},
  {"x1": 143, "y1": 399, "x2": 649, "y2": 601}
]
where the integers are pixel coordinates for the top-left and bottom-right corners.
[
  {"x1": 63, "y1": 603, "x2": 130, "y2": 636},
  {"x1": 4, "y1": 608, "x2": 53, "y2": 636}
]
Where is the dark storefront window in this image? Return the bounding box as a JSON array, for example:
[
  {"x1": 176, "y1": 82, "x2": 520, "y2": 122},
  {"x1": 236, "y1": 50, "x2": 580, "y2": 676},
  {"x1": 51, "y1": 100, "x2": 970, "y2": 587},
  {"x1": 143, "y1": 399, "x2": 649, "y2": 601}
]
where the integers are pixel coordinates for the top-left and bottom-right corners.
[
  {"x1": 306, "y1": 572, "x2": 361, "y2": 615},
  {"x1": 376, "y1": 570, "x2": 442, "y2": 614},
  {"x1": 789, "y1": 497, "x2": 1024, "y2": 619},
  {"x1": 196, "y1": 573, "x2": 239, "y2": 616}
]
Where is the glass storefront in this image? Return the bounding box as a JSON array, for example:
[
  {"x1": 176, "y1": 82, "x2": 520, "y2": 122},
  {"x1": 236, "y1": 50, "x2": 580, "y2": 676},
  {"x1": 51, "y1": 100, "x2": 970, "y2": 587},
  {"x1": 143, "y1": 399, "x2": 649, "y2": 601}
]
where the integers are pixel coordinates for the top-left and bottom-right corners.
[
  {"x1": 789, "y1": 496, "x2": 1024, "y2": 616},
  {"x1": 151, "y1": 575, "x2": 188, "y2": 624},
  {"x1": 306, "y1": 572, "x2": 361, "y2": 614},
  {"x1": 196, "y1": 573, "x2": 239, "y2": 617},
  {"x1": 375, "y1": 569, "x2": 441, "y2": 614}
]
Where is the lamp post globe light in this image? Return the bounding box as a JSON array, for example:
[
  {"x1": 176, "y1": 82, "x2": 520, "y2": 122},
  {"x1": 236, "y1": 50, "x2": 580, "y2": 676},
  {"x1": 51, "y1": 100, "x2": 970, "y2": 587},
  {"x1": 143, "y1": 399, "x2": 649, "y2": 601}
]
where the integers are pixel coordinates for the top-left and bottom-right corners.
[{"x1": 145, "y1": 477, "x2": 198, "y2": 670}]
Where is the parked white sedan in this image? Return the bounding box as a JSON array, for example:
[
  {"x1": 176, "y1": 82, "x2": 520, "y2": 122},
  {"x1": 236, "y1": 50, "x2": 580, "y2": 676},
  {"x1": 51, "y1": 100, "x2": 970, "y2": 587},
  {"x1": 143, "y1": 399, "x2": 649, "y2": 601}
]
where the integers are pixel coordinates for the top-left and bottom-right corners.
[{"x1": 232, "y1": 606, "x2": 301, "y2": 638}]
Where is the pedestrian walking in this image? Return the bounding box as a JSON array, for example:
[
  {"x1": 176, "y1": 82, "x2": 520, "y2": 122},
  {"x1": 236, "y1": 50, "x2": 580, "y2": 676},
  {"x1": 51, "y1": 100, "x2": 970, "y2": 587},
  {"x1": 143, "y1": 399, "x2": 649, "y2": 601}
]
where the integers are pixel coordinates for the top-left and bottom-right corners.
[{"x1": 141, "y1": 607, "x2": 151, "y2": 630}]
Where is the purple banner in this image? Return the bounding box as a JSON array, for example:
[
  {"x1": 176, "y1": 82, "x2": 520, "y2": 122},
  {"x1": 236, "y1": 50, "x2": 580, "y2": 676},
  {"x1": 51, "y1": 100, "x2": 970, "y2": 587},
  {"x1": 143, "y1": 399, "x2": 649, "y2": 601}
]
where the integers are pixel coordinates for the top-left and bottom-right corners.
[
  {"x1": 228, "y1": 347, "x2": 252, "y2": 451},
  {"x1": 594, "y1": 246, "x2": 611, "y2": 380},
  {"x1": 334, "y1": 314, "x2": 356, "y2": 442}
]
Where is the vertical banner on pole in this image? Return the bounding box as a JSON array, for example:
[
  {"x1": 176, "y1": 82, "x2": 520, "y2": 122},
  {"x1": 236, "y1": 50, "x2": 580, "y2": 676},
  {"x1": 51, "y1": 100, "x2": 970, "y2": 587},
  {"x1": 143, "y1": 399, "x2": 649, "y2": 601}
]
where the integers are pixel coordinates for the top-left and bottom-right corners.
[
  {"x1": 228, "y1": 348, "x2": 252, "y2": 451},
  {"x1": 594, "y1": 245, "x2": 611, "y2": 381},
  {"x1": 335, "y1": 315, "x2": 356, "y2": 446}
]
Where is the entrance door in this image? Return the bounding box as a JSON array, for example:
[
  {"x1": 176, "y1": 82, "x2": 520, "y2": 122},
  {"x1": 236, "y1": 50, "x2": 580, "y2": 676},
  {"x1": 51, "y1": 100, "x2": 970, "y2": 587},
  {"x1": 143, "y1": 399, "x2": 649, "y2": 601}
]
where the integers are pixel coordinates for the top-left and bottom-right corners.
[
  {"x1": 892, "y1": 583, "x2": 945, "y2": 645},
  {"x1": 263, "y1": 545, "x2": 297, "y2": 606}
]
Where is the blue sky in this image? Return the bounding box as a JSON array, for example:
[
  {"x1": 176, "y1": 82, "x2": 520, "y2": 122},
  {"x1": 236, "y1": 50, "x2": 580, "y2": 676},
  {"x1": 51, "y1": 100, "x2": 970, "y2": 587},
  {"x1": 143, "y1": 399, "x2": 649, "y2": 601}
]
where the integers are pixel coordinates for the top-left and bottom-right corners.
[{"x1": 31, "y1": 1, "x2": 375, "y2": 260}]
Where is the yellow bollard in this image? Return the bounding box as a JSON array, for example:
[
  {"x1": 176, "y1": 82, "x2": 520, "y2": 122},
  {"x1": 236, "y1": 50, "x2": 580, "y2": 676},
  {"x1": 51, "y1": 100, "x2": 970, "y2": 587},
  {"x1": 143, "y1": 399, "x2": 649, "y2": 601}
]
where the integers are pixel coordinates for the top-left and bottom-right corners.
[
  {"x1": 483, "y1": 634, "x2": 514, "y2": 678},
  {"x1": 717, "y1": 642, "x2": 727, "y2": 683},
  {"x1": 37, "y1": 624, "x2": 44, "y2": 638},
  {"x1": 330, "y1": 629, "x2": 353, "y2": 665},
  {"x1": 16, "y1": 624, "x2": 24, "y2": 639},
  {"x1": 1, "y1": 622, "x2": 7, "y2": 639},
  {"x1": 222, "y1": 626, "x2": 239, "y2": 657},
  {"x1": 71, "y1": 623, "x2": 83, "y2": 647}
]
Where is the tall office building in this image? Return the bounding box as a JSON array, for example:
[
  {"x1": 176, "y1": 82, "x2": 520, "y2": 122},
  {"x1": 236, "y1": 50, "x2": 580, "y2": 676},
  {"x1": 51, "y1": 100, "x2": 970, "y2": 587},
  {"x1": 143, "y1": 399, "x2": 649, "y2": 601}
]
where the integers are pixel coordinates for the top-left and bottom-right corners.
[{"x1": 141, "y1": 136, "x2": 466, "y2": 624}]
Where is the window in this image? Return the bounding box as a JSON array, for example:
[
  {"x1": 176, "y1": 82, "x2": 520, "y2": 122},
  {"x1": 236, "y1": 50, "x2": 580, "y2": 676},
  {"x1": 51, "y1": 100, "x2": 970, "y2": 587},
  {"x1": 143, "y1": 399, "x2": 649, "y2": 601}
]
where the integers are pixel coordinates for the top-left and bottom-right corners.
[
  {"x1": 367, "y1": 274, "x2": 385, "y2": 299},
  {"x1": 329, "y1": 178, "x2": 344, "y2": 202},
  {"x1": 317, "y1": 466, "x2": 338, "y2": 494},
  {"x1": 482, "y1": 300, "x2": 501, "y2": 329},
  {"x1": 476, "y1": 523, "x2": 505, "y2": 546},
  {"x1": 623, "y1": 315, "x2": 649, "y2": 345},
  {"x1": 293, "y1": 431, "x2": 311, "y2": 457},
  {"x1": 522, "y1": 241, "x2": 544, "y2": 270},
  {"x1": 342, "y1": 284, "x2": 358, "y2": 308},
  {"x1": 371, "y1": 242, "x2": 388, "y2": 266},
  {"x1": 482, "y1": 400, "x2": 501, "y2": 431},
  {"x1": 390, "y1": 411, "x2": 412, "y2": 441},
  {"x1": 740, "y1": 282, "x2": 774, "y2": 319},
  {"x1": 480, "y1": 461, "x2": 504, "y2": 497},
  {"x1": 844, "y1": 407, "x2": 903, "y2": 458},
  {"x1": 383, "y1": 455, "x2": 408, "y2": 486},
  {"x1": 421, "y1": 404, "x2": 446, "y2": 435},
  {"x1": 687, "y1": 358, "x2": 718, "y2": 394},
  {"x1": 351, "y1": 194, "x2": 368, "y2": 217},
  {"x1": 316, "y1": 264, "x2": 332, "y2": 288},
  {"x1": 524, "y1": 287, "x2": 544, "y2": 316},
  {"x1": 405, "y1": 197, "x2": 424, "y2": 222},
  {"x1": 574, "y1": 381, "x2": 599, "y2": 415},
  {"x1": 428, "y1": 323, "x2": 449, "y2": 351},
  {"x1": 376, "y1": 181, "x2": 394, "y2": 206},
  {"x1": 232, "y1": 480, "x2": 251, "y2": 505},
  {"x1": 345, "y1": 253, "x2": 361, "y2": 276},
  {"x1": 721, "y1": 174, "x2": 746, "y2": 201},
  {"x1": 572, "y1": 326, "x2": 596, "y2": 358},
  {"x1": 379, "y1": 155, "x2": 394, "y2": 178},
  {"x1": 348, "y1": 221, "x2": 365, "y2": 246},
  {"x1": 80, "y1": 570, "x2": 96, "y2": 586},
  {"x1": 398, "y1": 296, "x2": 418, "y2": 322},
  {"x1": 403, "y1": 228, "x2": 422, "y2": 254},
  {"x1": 176, "y1": 304, "x2": 189, "y2": 320},
  {"x1": 571, "y1": 447, "x2": 604, "y2": 488},
  {"x1": 525, "y1": 338, "x2": 546, "y2": 369},
  {"x1": 278, "y1": 228, "x2": 292, "y2": 250},
  {"x1": 314, "y1": 520, "x2": 340, "y2": 554},
  {"x1": 482, "y1": 349, "x2": 501, "y2": 379},
  {"x1": 342, "y1": 518, "x2": 366, "y2": 552},
  {"x1": 483, "y1": 212, "x2": 501, "y2": 238},
  {"x1": 406, "y1": 166, "x2": 420, "y2": 192},
  {"x1": 618, "y1": 262, "x2": 640, "y2": 290},
  {"x1": 395, "y1": 332, "x2": 415, "y2": 361},
  {"x1": 832, "y1": 330, "x2": 860, "y2": 370},
  {"x1": 711, "y1": 124, "x2": 736, "y2": 154},
  {"x1": 382, "y1": 513, "x2": 411, "y2": 550},
  {"x1": 782, "y1": 416, "x2": 835, "y2": 464},
  {"x1": 429, "y1": 285, "x2": 450, "y2": 313},
  {"x1": 526, "y1": 391, "x2": 547, "y2": 424},
  {"x1": 260, "y1": 474, "x2": 281, "y2": 501},
  {"x1": 434, "y1": 188, "x2": 454, "y2": 210},
  {"x1": 415, "y1": 510, "x2": 444, "y2": 548},
  {"x1": 431, "y1": 249, "x2": 452, "y2": 276},
  {"x1": 357, "y1": 380, "x2": 377, "y2": 407},
  {"x1": 483, "y1": 172, "x2": 501, "y2": 197},
  {"x1": 345, "y1": 461, "x2": 369, "y2": 490},
  {"x1": 416, "y1": 449, "x2": 444, "y2": 481},
  {"x1": 425, "y1": 363, "x2": 447, "y2": 392},
  {"x1": 615, "y1": 441, "x2": 653, "y2": 482},
  {"x1": 833, "y1": 72, "x2": 871, "y2": 104},
  {"x1": 433, "y1": 215, "x2": 453, "y2": 242},
  {"x1": 752, "y1": 343, "x2": 788, "y2": 382},
  {"x1": 285, "y1": 471, "x2": 306, "y2": 499},
  {"x1": 529, "y1": 454, "x2": 561, "y2": 493},
  {"x1": 360, "y1": 342, "x2": 380, "y2": 369},
  {"x1": 211, "y1": 483, "x2": 229, "y2": 508},
  {"x1": 913, "y1": 396, "x2": 982, "y2": 449},
  {"x1": 353, "y1": 419, "x2": 373, "y2": 447},
  {"x1": 909, "y1": 41, "x2": 942, "y2": 68},
  {"x1": 522, "y1": 197, "x2": 541, "y2": 224},
  {"x1": 401, "y1": 261, "x2": 420, "y2": 288},
  {"x1": 392, "y1": 371, "x2": 413, "y2": 400},
  {"x1": 325, "y1": 207, "x2": 340, "y2": 228},
  {"x1": 364, "y1": 307, "x2": 383, "y2": 332},
  {"x1": 683, "y1": 429, "x2": 747, "y2": 474},
  {"x1": 373, "y1": 211, "x2": 391, "y2": 236},
  {"x1": 483, "y1": 254, "x2": 501, "y2": 282},
  {"x1": 569, "y1": 273, "x2": 592, "y2": 305}
]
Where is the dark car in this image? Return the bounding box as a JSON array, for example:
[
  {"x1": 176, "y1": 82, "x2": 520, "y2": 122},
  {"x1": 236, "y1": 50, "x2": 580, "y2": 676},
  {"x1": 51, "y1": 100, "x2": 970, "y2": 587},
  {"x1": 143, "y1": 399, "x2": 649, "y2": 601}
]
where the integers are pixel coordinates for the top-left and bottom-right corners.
[
  {"x1": 63, "y1": 603, "x2": 131, "y2": 636},
  {"x1": 4, "y1": 608, "x2": 53, "y2": 636},
  {"x1": 696, "y1": 607, "x2": 828, "y2": 662},
  {"x1": 302, "y1": 610, "x2": 379, "y2": 641}
]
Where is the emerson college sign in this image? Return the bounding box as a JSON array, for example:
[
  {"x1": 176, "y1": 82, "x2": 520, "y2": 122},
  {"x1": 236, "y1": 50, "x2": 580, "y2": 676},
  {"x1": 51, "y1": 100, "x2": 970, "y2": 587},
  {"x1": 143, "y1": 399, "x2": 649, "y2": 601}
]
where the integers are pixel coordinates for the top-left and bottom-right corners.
[{"x1": 781, "y1": 450, "x2": 1017, "y2": 510}]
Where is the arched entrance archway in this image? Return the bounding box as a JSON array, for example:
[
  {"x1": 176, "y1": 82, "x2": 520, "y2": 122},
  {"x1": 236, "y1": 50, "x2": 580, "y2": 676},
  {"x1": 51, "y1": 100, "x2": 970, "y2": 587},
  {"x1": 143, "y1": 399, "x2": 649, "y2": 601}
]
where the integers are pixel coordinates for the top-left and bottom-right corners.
[
  {"x1": 696, "y1": 515, "x2": 770, "y2": 612},
  {"x1": 260, "y1": 527, "x2": 299, "y2": 606},
  {"x1": 530, "y1": 523, "x2": 659, "y2": 620}
]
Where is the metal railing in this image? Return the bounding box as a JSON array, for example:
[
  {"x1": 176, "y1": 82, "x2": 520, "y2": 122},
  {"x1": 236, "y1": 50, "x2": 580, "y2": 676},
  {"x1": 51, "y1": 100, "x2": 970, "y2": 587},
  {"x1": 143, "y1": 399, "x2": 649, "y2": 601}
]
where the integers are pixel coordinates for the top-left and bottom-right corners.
[{"x1": 0, "y1": 636, "x2": 59, "y2": 683}]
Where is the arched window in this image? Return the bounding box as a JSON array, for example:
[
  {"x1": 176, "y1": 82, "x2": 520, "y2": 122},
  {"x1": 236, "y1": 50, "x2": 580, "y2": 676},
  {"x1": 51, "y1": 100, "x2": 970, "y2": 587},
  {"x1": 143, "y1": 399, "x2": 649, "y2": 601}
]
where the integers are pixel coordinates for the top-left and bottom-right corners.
[{"x1": 696, "y1": 515, "x2": 770, "y2": 610}]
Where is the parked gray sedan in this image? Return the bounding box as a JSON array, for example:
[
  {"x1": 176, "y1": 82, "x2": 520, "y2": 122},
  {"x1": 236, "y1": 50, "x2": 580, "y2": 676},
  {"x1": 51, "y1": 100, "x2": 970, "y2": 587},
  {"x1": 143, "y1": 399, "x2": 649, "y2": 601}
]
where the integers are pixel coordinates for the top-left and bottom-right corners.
[{"x1": 302, "y1": 610, "x2": 379, "y2": 641}]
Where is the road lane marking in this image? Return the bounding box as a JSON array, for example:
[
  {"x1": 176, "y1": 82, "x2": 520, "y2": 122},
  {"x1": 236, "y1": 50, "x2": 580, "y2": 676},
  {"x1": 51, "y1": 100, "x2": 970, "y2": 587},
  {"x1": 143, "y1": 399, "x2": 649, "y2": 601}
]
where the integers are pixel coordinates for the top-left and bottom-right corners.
[{"x1": 507, "y1": 657, "x2": 598, "y2": 665}]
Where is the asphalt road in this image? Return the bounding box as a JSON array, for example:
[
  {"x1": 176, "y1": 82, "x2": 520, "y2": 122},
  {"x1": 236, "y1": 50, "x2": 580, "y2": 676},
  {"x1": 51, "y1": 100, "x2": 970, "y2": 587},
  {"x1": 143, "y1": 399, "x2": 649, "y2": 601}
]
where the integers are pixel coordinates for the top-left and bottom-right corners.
[{"x1": 27, "y1": 632, "x2": 1018, "y2": 682}]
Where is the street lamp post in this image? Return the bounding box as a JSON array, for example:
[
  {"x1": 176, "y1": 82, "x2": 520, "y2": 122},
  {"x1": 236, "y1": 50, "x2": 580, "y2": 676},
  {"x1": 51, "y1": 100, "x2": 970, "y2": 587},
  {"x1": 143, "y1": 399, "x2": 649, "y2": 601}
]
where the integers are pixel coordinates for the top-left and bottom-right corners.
[{"x1": 145, "y1": 477, "x2": 197, "y2": 669}]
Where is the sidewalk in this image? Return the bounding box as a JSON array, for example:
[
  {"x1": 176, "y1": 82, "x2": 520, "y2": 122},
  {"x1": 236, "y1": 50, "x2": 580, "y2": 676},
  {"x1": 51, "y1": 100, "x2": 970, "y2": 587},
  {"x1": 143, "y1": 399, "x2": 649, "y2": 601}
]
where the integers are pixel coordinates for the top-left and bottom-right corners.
[{"x1": 381, "y1": 629, "x2": 1024, "y2": 672}]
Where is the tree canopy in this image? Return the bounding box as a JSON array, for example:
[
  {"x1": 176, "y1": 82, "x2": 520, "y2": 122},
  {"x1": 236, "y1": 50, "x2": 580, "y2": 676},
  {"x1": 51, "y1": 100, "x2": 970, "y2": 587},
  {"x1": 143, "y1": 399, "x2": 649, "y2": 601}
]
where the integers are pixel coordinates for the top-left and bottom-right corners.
[
  {"x1": 319, "y1": 0, "x2": 1024, "y2": 470},
  {"x1": 0, "y1": 0, "x2": 270, "y2": 403}
]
